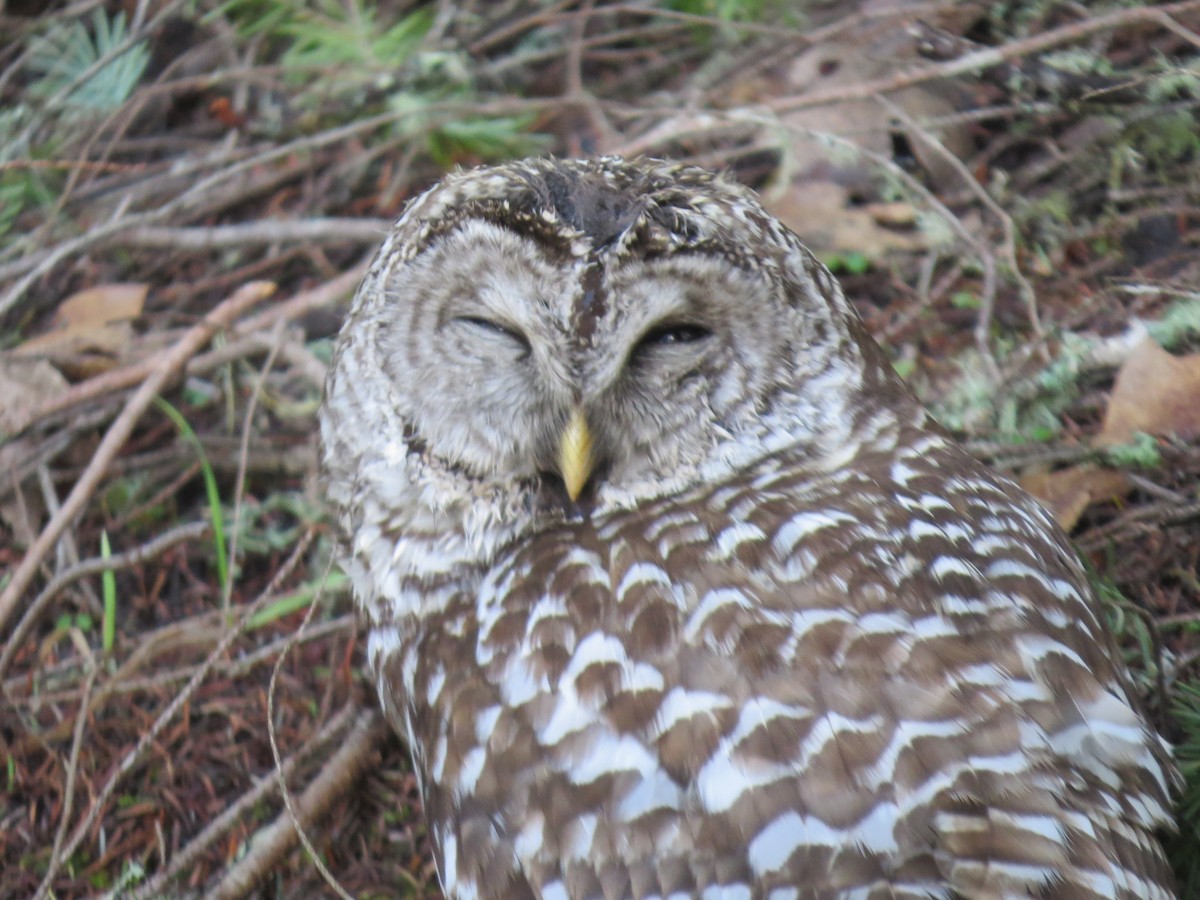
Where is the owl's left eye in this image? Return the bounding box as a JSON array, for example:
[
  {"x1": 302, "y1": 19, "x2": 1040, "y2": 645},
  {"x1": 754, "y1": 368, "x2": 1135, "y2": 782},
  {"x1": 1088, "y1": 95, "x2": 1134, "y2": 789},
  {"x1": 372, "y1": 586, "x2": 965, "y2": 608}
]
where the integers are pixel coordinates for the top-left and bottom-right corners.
[
  {"x1": 452, "y1": 316, "x2": 531, "y2": 356},
  {"x1": 642, "y1": 323, "x2": 711, "y2": 345}
]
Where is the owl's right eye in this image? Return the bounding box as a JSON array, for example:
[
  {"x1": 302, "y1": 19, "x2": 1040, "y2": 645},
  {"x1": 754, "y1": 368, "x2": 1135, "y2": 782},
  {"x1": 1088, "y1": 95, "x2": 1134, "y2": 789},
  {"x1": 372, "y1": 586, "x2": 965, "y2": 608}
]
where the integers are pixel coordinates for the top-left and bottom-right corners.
[
  {"x1": 630, "y1": 322, "x2": 714, "y2": 364},
  {"x1": 451, "y1": 316, "x2": 531, "y2": 356}
]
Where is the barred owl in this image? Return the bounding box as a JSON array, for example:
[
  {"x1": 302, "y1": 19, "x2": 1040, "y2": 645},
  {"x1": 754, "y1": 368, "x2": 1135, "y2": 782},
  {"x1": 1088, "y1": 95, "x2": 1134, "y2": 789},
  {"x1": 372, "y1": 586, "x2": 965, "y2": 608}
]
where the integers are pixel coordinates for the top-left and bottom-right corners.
[{"x1": 319, "y1": 157, "x2": 1178, "y2": 898}]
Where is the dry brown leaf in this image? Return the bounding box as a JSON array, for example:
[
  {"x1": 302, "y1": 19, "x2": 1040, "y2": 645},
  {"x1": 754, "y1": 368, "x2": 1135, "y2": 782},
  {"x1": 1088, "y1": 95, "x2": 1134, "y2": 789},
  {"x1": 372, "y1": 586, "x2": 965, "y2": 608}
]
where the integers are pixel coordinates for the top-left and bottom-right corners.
[
  {"x1": 56, "y1": 282, "x2": 147, "y2": 327},
  {"x1": 0, "y1": 355, "x2": 69, "y2": 435},
  {"x1": 862, "y1": 201, "x2": 918, "y2": 227},
  {"x1": 766, "y1": 180, "x2": 925, "y2": 255},
  {"x1": 14, "y1": 282, "x2": 147, "y2": 364},
  {"x1": 1020, "y1": 465, "x2": 1130, "y2": 533},
  {"x1": 1097, "y1": 337, "x2": 1200, "y2": 445},
  {"x1": 779, "y1": 41, "x2": 974, "y2": 188},
  {"x1": 1022, "y1": 338, "x2": 1200, "y2": 531},
  {"x1": 0, "y1": 356, "x2": 71, "y2": 540}
]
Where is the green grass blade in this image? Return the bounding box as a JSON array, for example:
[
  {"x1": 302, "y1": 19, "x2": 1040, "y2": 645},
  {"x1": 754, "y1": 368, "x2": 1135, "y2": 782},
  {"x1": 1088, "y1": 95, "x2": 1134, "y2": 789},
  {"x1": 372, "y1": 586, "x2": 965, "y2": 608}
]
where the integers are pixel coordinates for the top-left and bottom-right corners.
[
  {"x1": 246, "y1": 571, "x2": 348, "y2": 631},
  {"x1": 154, "y1": 397, "x2": 229, "y2": 590},
  {"x1": 100, "y1": 529, "x2": 116, "y2": 656}
]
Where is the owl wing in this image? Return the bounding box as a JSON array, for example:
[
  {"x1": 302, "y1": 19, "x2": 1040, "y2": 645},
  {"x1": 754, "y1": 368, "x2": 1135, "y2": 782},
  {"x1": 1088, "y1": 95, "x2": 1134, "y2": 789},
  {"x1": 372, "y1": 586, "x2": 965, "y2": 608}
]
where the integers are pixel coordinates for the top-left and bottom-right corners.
[{"x1": 382, "y1": 441, "x2": 1176, "y2": 899}]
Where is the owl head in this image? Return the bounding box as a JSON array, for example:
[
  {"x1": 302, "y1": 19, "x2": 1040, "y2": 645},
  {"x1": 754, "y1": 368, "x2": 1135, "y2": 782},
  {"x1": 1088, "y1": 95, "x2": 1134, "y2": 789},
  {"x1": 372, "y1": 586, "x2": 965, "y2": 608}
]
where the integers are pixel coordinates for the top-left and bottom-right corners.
[{"x1": 321, "y1": 157, "x2": 912, "y2": 581}]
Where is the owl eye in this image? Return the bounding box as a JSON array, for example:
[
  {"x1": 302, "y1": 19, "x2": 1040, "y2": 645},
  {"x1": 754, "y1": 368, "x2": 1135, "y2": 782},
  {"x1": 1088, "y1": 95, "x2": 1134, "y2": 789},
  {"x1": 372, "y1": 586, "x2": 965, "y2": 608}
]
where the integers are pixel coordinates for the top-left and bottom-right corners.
[
  {"x1": 635, "y1": 322, "x2": 713, "y2": 351},
  {"x1": 452, "y1": 316, "x2": 531, "y2": 355}
]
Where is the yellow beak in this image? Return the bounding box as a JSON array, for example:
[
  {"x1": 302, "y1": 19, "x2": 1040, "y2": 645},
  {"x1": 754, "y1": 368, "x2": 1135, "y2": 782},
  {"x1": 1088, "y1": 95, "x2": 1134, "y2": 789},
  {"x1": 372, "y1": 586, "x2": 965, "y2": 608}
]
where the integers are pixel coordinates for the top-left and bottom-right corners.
[{"x1": 557, "y1": 407, "x2": 595, "y2": 502}]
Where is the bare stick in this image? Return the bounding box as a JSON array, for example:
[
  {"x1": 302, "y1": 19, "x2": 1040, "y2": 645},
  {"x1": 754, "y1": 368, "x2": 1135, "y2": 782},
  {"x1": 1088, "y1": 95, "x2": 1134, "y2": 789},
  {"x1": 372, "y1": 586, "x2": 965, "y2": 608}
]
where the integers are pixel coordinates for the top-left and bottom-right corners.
[
  {"x1": 206, "y1": 708, "x2": 388, "y2": 900},
  {"x1": 262, "y1": 558, "x2": 357, "y2": 899},
  {"x1": 12, "y1": 267, "x2": 362, "y2": 433},
  {"x1": 32, "y1": 663, "x2": 99, "y2": 900},
  {"x1": 0, "y1": 281, "x2": 275, "y2": 638},
  {"x1": 878, "y1": 96, "x2": 1041, "y2": 365},
  {"x1": 129, "y1": 702, "x2": 360, "y2": 900},
  {"x1": 0, "y1": 520, "x2": 209, "y2": 684},
  {"x1": 224, "y1": 324, "x2": 284, "y2": 610},
  {"x1": 43, "y1": 529, "x2": 317, "y2": 884},
  {"x1": 4, "y1": 616, "x2": 353, "y2": 710},
  {"x1": 120, "y1": 218, "x2": 387, "y2": 249},
  {"x1": 765, "y1": 2, "x2": 1200, "y2": 115},
  {"x1": 616, "y1": 4, "x2": 1199, "y2": 158}
]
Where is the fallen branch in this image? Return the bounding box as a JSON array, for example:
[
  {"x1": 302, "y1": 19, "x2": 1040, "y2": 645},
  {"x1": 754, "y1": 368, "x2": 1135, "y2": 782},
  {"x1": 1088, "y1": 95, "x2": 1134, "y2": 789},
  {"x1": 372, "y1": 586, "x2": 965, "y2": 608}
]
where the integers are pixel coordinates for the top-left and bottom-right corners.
[
  {"x1": 766, "y1": 1, "x2": 1200, "y2": 115},
  {"x1": 120, "y1": 218, "x2": 388, "y2": 250},
  {"x1": 0, "y1": 281, "x2": 275, "y2": 638},
  {"x1": 36, "y1": 528, "x2": 317, "y2": 891},
  {"x1": 11, "y1": 266, "x2": 362, "y2": 434},
  {"x1": 31, "y1": 664, "x2": 99, "y2": 900},
  {"x1": 129, "y1": 701, "x2": 363, "y2": 900},
  {"x1": 206, "y1": 707, "x2": 388, "y2": 900},
  {"x1": 0, "y1": 520, "x2": 209, "y2": 684}
]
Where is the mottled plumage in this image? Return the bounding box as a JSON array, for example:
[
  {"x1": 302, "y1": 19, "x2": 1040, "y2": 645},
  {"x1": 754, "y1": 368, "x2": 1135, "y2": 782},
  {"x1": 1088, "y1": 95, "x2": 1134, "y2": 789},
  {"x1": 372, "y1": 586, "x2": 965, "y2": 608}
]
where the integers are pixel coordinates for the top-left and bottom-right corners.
[{"x1": 319, "y1": 157, "x2": 1178, "y2": 899}]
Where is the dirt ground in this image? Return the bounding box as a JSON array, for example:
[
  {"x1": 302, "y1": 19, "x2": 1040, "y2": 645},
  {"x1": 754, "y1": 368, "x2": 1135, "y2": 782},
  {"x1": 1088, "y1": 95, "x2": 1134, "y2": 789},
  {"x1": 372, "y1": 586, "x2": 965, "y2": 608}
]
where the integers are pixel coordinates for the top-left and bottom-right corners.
[{"x1": 2, "y1": 2, "x2": 1199, "y2": 898}]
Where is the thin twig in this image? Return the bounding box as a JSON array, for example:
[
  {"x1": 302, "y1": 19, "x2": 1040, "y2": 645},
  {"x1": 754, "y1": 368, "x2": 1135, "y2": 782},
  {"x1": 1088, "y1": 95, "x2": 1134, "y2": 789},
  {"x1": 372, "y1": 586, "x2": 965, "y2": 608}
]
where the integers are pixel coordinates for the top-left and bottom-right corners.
[
  {"x1": 129, "y1": 701, "x2": 361, "y2": 900},
  {"x1": 224, "y1": 323, "x2": 284, "y2": 610},
  {"x1": 3, "y1": 615, "x2": 353, "y2": 709},
  {"x1": 8, "y1": 0, "x2": 187, "y2": 153},
  {"x1": 0, "y1": 520, "x2": 209, "y2": 684},
  {"x1": 120, "y1": 218, "x2": 388, "y2": 249},
  {"x1": 878, "y1": 95, "x2": 1041, "y2": 366},
  {"x1": 258, "y1": 556, "x2": 357, "y2": 900},
  {"x1": 0, "y1": 97, "x2": 551, "y2": 314},
  {"x1": 12, "y1": 268, "x2": 360, "y2": 433},
  {"x1": 0, "y1": 281, "x2": 274, "y2": 639},
  {"x1": 207, "y1": 707, "x2": 387, "y2": 900},
  {"x1": 32, "y1": 662, "x2": 99, "y2": 900},
  {"x1": 765, "y1": 2, "x2": 1200, "y2": 115},
  {"x1": 1078, "y1": 498, "x2": 1200, "y2": 552},
  {"x1": 43, "y1": 529, "x2": 317, "y2": 884}
]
